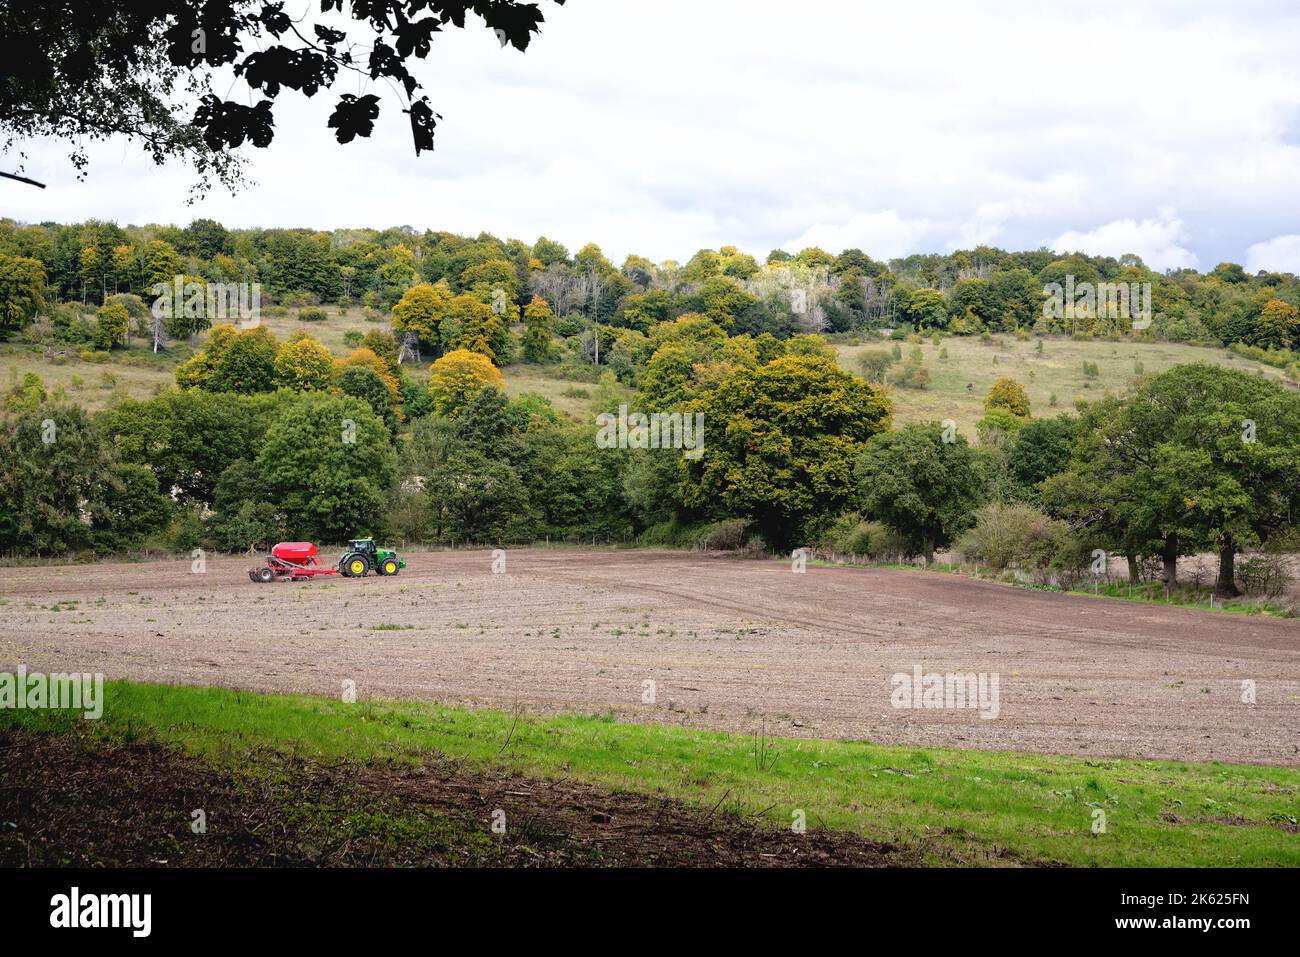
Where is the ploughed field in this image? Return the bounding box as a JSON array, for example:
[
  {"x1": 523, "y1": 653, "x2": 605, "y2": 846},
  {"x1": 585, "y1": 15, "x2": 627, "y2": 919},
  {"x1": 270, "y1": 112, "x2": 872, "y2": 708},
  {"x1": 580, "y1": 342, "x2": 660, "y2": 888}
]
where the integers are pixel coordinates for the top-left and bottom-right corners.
[{"x1": 2, "y1": 549, "x2": 1297, "y2": 766}]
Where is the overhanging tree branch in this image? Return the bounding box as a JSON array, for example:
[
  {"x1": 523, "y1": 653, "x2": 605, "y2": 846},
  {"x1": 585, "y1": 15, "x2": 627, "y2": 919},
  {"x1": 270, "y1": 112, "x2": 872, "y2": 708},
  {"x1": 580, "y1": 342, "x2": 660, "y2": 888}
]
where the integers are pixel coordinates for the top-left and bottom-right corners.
[{"x1": 0, "y1": 170, "x2": 46, "y2": 188}]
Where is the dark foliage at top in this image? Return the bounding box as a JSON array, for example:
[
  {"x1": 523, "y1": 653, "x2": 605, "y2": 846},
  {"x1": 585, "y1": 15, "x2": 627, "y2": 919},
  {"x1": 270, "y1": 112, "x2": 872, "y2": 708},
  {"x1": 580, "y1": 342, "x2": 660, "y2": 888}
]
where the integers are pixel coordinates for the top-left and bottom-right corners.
[{"x1": 0, "y1": 0, "x2": 564, "y2": 192}]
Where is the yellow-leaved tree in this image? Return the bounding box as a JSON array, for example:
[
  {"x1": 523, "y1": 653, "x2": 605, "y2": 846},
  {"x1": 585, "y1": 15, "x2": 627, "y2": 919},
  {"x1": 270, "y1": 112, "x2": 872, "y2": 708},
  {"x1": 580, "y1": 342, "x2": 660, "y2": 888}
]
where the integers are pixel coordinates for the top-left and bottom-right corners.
[
  {"x1": 985, "y1": 376, "x2": 1031, "y2": 419},
  {"x1": 391, "y1": 280, "x2": 451, "y2": 352},
  {"x1": 273, "y1": 332, "x2": 334, "y2": 391},
  {"x1": 427, "y1": 348, "x2": 505, "y2": 416}
]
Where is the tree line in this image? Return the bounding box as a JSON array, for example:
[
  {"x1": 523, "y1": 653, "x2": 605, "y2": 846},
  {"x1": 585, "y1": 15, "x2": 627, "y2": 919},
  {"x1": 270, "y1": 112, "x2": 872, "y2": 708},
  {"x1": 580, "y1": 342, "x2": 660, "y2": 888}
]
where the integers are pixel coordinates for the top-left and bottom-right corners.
[
  {"x1": 4, "y1": 219, "x2": 1300, "y2": 357},
  {"x1": 3, "y1": 219, "x2": 1300, "y2": 603}
]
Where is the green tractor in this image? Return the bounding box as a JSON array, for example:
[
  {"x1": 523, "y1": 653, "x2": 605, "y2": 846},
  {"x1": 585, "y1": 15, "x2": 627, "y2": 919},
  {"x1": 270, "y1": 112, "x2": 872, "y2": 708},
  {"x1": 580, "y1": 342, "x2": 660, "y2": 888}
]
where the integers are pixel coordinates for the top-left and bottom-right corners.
[{"x1": 338, "y1": 538, "x2": 406, "y2": 578}]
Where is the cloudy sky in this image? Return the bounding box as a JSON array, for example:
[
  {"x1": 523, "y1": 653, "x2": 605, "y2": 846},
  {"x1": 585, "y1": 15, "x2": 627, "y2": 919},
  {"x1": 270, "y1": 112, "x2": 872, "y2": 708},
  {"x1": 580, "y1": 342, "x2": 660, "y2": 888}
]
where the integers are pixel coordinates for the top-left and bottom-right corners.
[{"x1": 5, "y1": 0, "x2": 1300, "y2": 272}]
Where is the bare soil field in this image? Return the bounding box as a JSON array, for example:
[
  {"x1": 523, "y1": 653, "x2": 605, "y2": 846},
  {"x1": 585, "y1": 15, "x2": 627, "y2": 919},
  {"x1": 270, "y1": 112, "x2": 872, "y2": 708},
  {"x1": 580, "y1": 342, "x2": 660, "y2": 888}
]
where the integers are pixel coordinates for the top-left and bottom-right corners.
[{"x1": 2, "y1": 549, "x2": 1297, "y2": 766}]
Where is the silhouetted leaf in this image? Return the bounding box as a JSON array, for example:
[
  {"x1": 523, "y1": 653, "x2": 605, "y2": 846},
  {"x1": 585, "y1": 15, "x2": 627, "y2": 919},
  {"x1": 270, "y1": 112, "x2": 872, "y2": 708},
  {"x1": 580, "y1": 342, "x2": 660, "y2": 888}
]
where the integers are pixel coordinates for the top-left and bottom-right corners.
[
  {"x1": 328, "y1": 94, "x2": 381, "y2": 144},
  {"x1": 408, "y1": 97, "x2": 438, "y2": 155},
  {"x1": 193, "y1": 96, "x2": 275, "y2": 150}
]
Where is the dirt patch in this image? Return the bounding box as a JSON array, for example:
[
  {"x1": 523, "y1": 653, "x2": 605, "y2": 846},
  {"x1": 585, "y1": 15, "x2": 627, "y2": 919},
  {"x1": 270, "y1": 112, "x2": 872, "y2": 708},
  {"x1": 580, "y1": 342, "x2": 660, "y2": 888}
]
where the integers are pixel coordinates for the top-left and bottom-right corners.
[
  {"x1": 0, "y1": 728, "x2": 919, "y2": 867},
  {"x1": 1, "y1": 548, "x2": 1298, "y2": 765}
]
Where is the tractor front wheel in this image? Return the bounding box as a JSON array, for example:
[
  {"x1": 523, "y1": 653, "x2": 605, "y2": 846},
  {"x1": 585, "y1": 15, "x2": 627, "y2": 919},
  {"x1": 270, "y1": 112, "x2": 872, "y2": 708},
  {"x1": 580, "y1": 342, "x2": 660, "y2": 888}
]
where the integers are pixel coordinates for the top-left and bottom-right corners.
[{"x1": 380, "y1": 558, "x2": 400, "y2": 576}]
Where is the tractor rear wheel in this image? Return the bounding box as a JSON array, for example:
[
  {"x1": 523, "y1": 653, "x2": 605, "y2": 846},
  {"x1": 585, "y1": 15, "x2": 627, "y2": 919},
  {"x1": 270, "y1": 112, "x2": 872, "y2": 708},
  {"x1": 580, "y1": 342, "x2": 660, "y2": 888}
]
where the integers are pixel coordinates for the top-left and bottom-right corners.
[
  {"x1": 342, "y1": 555, "x2": 370, "y2": 577},
  {"x1": 380, "y1": 558, "x2": 400, "y2": 576}
]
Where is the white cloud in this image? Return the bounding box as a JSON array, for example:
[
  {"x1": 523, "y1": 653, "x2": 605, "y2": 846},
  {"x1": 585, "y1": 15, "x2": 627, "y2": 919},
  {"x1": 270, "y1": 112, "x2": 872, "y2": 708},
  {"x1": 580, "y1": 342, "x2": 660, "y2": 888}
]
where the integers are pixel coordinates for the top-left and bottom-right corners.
[
  {"x1": 949, "y1": 206, "x2": 1008, "y2": 250},
  {"x1": 784, "y1": 211, "x2": 932, "y2": 260},
  {"x1": 1050, "y1": 210, "x2": 1199, "y2": 271},
  {"x1": 1245, "y1": 234, "x2": 1300, "y2": 274}
]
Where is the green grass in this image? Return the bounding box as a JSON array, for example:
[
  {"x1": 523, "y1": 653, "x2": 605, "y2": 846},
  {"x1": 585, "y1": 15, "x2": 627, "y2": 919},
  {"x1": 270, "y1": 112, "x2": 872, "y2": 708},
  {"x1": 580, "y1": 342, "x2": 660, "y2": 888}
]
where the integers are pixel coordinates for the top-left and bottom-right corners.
[
  {"x1": 5, "y1": 679, "x2": 1297, "y2": 866},
  {"x1": 498, "y1": 364, "x2": 609, "y2": 422},
  {"x1": 251, "y1": 305, "x2": 383, "y2": 354},
  {"x1": 813, "y1": 557, "x2": 1296, "y2": 617},
  {"x1": 1076, "y1": 579, "x2": 1296, "y2": 617},
  {"x1": 836, "y1": 335, "x2": 1289, "y2": 434}
]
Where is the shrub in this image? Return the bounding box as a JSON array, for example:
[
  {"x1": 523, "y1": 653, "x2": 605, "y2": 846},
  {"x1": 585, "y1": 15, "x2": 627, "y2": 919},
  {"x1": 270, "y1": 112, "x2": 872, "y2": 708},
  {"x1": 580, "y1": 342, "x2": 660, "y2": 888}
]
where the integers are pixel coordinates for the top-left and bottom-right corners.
[
  {"x1": 282, "y1": 290, "x2": 320, "y2": 308},
  {"x1": 823, "y1": 512, "x2": 876, "y2": 554},
  {"x1": 889, "y1": 359, "x2": 930, "y2": 389},
  {"x1": 554, "y1": 313, "x2": 587, "y2": 338},
  {"x1": 690, "y1": 519, "x2": 750, "y2": 551},
  {"x1": 954, "y1": 503, "x2": 1066, "y2": 570},
  {"x1": 298, "y1": 307, "x2": 327, "y2": 322},
  {"x1": 985, "y1": 376, "x2": 1030, "y2": 418},
  {"x1": 857, "y1": 348, "x2": 899, "y2": 382},
  {"x1": 361, "y1": 330, "x2": 400, "y2": 373},
  {"x1": 639, "y1": 520, "x2": 685, "y2": 547}
]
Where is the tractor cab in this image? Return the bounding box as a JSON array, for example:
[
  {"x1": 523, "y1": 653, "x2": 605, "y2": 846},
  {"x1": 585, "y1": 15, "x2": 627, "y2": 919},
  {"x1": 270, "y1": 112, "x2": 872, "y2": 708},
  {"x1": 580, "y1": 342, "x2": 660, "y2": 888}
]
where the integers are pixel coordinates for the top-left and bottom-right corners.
[{"x1": 347, "y1": 538, "x2": 378, "y2": 560}]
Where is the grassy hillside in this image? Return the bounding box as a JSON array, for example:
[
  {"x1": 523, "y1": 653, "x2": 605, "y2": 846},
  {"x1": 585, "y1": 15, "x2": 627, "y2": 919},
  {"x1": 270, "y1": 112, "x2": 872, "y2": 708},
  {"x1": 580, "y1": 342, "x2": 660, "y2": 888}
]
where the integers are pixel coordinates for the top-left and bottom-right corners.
[
  {"x1": 836, "y1": 334, "x2": 1290, "y2": 435},
  {"x1": 1, "y1": 342, "x2": 182, "y2": 410},
  {"x1": 5, "y1": 305, "x2": 1289, "y2": 433}
]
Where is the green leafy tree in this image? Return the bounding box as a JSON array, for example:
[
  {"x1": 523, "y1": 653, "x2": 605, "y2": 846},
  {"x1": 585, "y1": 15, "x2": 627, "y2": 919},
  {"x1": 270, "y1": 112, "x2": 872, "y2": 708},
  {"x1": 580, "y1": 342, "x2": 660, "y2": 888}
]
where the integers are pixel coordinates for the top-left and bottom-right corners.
[
  {"x1": 87, "y1": 462, "x2": 172, "y2": 552},
  {"x1": 857, "y1": 348, "x2": 895, "y2": 382},
  {"x1": 442, "y1": 293, "x2": 509, "y2": 363},
  {"x1": 102, "y1": 388, "x2": 279, "y2": 503},
  {"x1": 423, "y1": 447, "x2": 535, "y2": 544},
  {"x1": 207, "y1": 458, "x2": 279, "y2": 551},
  {"x1": 901, "y1": 288, "x2": 949, "y2": 330},
  {"x1": 262, "y1": 231, "x2": 340, "y2": 301},
  {"x1": 0, "y1": 254, "x2": 47, "y2": 335},
  {"x1": 1124, "y1": 365, "x2": 1300, "y2": 596},
  {"x1": 255, "y1": 394, "x2": 397, "y2": 541},
  {"x1": 522, "y1": 295, "x2": 555, "y2": 363},
  {"x1": 987, "y1": 268, "x2": 1043, "y2": 330},
  {"x1": 519, "y1": 426, "x2": 634, "y2": 541},
  {"x1": 361, "y1": 330, "x2": 400, "y2": 374},
  {"x1": 682, "y1": 354, "x2": 892, "y2": 547},
  {"x1": 336, "y1": 364, "x2": 399, "y2": 433},
  {"x1": 460, "y1": 257, "x2": 519, "y2": 304},
  {"x1": 1256, "y1": 298, "x2": 1300, "y2": 349},
  {"x1": 854, "y1": 422, "x2": 984, "y2": 564},
  {"x1": 0, "y1": 404, "x2": 167, "y2": 554},
  {"x1": 1004, "y1": 414, "x2": 1077, "y2": 499},
  {"x1": 391, "y1": 281, "x2": 451, "y2": 352},
  {"x1": 93, "y1": 300, "x2": 129, "y2": 350},
  {"x1": 948, "y1": 277, "x2": 999, "y2": 328},
  {"x1": 1044, "y1": 365, "x2": 1300, "y2": 595},
  {"x1": 175, "y1": 324, "x2": 278, "y2": 393},
  {"x1": 638, "y1": 342, "x2": 697, "y2": 406},
  {"x1": 532, "y1": 236, "x2": 569, "y2": 267},
  {"x1": 688, "y1": 276, "x2": 759, "y2": 331},
  {"x1": 141, "y1": 240, "x2": 182, "y2": 293}
]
